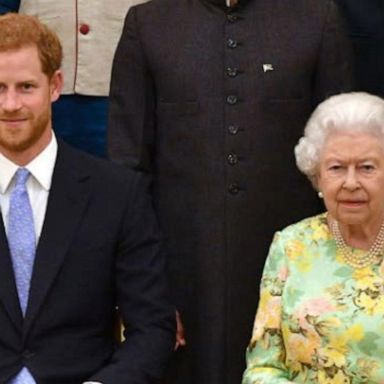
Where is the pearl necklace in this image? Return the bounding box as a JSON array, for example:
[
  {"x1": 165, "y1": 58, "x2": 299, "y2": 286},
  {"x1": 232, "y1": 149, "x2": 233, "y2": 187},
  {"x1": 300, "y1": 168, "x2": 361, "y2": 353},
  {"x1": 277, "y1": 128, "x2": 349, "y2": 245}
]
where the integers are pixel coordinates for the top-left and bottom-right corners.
[{"x1": 330, "y1": 219, "x2": 384, "y2": 269}]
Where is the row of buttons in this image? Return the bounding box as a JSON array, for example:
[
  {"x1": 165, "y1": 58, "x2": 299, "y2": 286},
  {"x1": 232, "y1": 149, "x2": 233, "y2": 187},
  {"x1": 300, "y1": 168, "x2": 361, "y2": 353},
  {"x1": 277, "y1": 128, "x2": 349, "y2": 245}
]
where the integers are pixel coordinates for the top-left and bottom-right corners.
[
  {"x1": 227, "y1": 12, "x2": 241, "y2": 196},
  {"x1": 227, "y1": 151, "x2": 240, "y2": 194}
]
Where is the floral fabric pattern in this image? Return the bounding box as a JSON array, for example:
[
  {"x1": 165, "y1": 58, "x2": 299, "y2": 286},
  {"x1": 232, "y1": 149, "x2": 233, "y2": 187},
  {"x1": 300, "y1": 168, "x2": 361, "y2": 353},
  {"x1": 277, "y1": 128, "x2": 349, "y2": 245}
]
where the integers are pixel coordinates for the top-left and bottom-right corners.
[{"x1": 243, "y1": 213, "x2": 384, "y2": 384}]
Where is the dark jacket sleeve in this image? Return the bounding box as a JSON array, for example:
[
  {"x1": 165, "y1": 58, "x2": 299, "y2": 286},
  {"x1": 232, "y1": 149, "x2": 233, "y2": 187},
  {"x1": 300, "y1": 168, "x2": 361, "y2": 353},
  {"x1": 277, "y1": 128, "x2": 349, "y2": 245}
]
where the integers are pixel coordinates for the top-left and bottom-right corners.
[
  {"x1": 334, "y1": 0, "x2": 384, "y2": 96},
  {"x1": 108, "y1": 7, "x2": 156, "y2": 173},
  {"x1": 0, "y1": 0, "x2": 20, "y2": 13},
  {"x1": 312, "y1": 0, "x2": 355, "y2": 106},
  {"x1": 88, "y1": 172, "x2": 175, "y2": 383}
]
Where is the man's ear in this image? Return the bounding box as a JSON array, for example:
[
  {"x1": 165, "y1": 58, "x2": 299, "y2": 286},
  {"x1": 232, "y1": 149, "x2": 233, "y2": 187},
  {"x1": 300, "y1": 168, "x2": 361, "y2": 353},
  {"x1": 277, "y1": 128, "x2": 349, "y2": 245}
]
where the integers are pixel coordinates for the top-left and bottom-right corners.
[{"x1": 50, "y1": 69, "x2": 63, "y2": 102}]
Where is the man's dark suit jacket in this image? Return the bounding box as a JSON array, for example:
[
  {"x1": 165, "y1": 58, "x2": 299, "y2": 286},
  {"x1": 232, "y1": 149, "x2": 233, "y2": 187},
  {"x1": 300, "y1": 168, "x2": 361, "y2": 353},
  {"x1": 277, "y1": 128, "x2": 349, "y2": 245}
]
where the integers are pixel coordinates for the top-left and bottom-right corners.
[{"x1": 0, "y1": 141, "x2": 175, "y2": 383}]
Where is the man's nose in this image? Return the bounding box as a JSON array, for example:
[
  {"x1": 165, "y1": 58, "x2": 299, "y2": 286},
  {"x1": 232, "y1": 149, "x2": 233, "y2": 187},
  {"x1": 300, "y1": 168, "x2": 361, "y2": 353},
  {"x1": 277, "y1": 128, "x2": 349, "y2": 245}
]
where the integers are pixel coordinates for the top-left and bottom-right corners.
[{"x1": 1, "y1": 90, "x2": 22, "y2": 112}]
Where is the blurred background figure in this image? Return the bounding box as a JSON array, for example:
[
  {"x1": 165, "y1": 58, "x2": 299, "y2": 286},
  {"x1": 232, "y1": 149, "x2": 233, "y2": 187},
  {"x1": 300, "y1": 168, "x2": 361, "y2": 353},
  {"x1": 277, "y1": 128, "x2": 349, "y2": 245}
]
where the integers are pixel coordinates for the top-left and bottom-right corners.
[
  {"x1": 243, "y1": 92, "x2": 384, "y2": 383},
  {"x1": 0, "y1": 0, "x2": 148, "y2": 157},
  {"x1": 336, "y1": 0, "x2": 384, "y2": 96}
]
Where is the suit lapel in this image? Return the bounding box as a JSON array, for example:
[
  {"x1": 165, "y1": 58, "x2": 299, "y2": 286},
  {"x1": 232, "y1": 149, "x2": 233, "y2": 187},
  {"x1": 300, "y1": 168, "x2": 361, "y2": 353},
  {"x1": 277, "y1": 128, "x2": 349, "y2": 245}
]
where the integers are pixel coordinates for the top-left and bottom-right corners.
[
  {"x1": 0, "y1": 218, "x2": 23, "y2": 329},
  {"x1": 23, "y1": 143, "x2": 92, "y2": 337}
]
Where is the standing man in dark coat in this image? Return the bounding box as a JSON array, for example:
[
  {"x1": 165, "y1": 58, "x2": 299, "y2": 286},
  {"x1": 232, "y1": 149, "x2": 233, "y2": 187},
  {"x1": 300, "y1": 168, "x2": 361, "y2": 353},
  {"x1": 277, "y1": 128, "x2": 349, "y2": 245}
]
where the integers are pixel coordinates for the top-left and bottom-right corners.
[{"x1": 108, "y1": 1, "x2": 353, "y2": 383}]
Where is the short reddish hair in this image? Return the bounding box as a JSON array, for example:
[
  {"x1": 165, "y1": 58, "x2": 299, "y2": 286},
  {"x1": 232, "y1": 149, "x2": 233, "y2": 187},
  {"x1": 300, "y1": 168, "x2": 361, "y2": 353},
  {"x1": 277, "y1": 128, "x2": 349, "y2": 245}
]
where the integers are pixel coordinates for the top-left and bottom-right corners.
[{"x1": 0, "y1": 13, "x2": 62, "y2": 78}]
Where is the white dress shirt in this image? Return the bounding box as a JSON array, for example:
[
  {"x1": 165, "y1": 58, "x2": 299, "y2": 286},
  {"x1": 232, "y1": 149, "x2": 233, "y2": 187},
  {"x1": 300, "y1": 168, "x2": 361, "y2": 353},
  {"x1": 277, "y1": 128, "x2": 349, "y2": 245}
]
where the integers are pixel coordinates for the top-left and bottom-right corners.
[{"x1": 0, "y1": 134, "x2": 57, "y2": 240}]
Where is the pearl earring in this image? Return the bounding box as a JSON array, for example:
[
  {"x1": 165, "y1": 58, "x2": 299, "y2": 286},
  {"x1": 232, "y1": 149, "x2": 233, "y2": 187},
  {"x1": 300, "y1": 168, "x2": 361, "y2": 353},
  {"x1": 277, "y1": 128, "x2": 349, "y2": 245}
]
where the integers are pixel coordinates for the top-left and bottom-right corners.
[{"x1": 318, "y1": 191, "x2": 323, "y2": 199}]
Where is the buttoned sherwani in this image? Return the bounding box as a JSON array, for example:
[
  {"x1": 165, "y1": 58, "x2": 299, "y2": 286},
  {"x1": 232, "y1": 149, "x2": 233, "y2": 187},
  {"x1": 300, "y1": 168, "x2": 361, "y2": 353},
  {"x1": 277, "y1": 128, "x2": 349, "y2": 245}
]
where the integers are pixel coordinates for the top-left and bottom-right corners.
[{"x1": 108, "y1": 1, "x2": 354, "y2": 383}]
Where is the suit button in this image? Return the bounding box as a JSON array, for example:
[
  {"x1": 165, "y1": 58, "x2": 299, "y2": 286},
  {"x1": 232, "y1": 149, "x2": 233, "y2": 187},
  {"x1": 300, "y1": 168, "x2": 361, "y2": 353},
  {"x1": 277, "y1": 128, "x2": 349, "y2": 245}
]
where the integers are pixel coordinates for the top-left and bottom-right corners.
[
  {"x1": 227, "y1": 38, "x2": 238, "y2": 48},
  {"x1": 22, "y1": 350, "x2": 35, "y2": 360},
  {"x1": 226, "y1": 67, "x2": 238, "y2": 77},
  {"x1": 226, "y1": 95, "x2": 238, "y2": 105},
  {"x1": 227, "y1": 14, "x2": 238, "y2": 23},
  {"x1": 227, "y1": 153, "x2": 238, "y2": 165},
  {"x1": 228, "y1": 125, "x2": 239, "y2": 135},
  {"x1": 228, "y1": 183, "x2": 240, "y2": 195},
  {"x1": 79, "y1": 23, "x2": 90, "y2": 35}
]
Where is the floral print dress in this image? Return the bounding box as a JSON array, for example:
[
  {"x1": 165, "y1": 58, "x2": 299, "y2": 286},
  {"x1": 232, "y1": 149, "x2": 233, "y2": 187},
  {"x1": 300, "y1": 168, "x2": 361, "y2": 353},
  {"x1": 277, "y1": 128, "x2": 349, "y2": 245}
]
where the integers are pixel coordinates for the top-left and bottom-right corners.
[{"x1": 243, "y1": 213, "x2": 384, "y2": 384}]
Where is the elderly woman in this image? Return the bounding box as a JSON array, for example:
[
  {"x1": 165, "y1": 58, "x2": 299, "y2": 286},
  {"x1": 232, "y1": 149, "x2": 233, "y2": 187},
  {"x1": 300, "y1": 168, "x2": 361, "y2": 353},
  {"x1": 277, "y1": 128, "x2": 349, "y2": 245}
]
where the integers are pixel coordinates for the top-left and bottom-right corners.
[{"x1": 242, "y1": 92, "x2": 384, "y2": 384}]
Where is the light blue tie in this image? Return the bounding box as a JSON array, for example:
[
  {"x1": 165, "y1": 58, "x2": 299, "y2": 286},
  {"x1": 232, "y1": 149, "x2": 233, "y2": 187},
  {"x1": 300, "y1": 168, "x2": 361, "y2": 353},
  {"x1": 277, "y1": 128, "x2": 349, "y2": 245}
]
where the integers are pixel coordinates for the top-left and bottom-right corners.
[{"x1": 7, "y1": 168, "x2": 36, "y2": 384}]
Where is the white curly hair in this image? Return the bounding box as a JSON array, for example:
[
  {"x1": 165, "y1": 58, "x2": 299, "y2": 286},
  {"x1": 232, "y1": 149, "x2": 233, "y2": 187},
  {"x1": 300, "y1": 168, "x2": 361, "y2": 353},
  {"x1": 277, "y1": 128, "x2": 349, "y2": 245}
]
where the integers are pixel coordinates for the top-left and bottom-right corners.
[{"x1": 295, "y1": 92, "x2": 384, "y2": 185}]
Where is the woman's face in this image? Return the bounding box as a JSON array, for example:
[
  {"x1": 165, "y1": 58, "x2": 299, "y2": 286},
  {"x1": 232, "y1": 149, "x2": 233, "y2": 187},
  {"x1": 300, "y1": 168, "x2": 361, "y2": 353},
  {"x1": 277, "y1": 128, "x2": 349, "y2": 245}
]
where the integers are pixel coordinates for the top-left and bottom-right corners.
[{"x1": 316, "y1": 131, "x2": 384, "y2": 227}]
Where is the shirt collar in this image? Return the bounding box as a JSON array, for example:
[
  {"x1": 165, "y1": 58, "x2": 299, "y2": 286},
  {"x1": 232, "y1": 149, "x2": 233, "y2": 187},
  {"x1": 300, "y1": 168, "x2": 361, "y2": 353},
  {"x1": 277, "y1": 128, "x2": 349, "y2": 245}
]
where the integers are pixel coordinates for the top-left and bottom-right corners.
[{"x1": 0, "y1": 132, "x2": 58, "y2": 194}]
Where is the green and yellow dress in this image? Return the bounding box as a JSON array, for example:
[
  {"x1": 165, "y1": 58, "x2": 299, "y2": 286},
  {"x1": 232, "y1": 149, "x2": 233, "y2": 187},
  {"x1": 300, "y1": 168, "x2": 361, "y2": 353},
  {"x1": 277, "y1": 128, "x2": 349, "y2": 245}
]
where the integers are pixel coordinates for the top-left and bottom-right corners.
[{"x1": 243, "y1": 213, "x2": 384, "y2": 384}]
